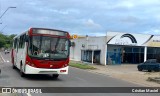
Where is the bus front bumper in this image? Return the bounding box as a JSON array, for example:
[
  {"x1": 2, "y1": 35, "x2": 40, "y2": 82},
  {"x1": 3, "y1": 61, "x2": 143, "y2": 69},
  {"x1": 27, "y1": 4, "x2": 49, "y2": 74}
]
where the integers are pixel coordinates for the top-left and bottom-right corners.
[{"x1": 24, "y1": 65, "x2": 68, "y2": 74}]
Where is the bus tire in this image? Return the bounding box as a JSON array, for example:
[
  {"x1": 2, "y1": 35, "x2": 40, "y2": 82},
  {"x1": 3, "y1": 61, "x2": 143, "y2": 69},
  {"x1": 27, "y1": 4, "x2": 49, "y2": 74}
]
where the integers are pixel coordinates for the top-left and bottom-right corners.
[
  {"x1": 20, "y1": 64, "x2": 25, "y2": 77},
  {"x1": 12, "y1": 64, "x2": 16, "y2": 69},
  {"x1": 138, "y1": 68, "x2": 142, "y2": 71},
  {"x1": 52, "y1": 74, "x2": 59, "y2": 78},
  {"x1": 12, "y1": 61, "x2": 16, "y2": 69}
]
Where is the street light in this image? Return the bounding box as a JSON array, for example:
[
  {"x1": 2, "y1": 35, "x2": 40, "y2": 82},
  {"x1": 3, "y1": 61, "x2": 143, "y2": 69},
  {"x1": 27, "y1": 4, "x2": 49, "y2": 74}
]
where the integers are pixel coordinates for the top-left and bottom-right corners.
[{"x1": 0, "y1": 7, "x2": 16, "y2": 19}]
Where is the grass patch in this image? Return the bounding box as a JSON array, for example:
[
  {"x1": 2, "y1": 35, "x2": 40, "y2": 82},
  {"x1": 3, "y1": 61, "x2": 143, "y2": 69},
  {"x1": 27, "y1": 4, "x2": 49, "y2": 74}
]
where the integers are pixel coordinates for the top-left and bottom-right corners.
[{"x1": 69, "y1": 62, "x2": 96, "y2": 70}]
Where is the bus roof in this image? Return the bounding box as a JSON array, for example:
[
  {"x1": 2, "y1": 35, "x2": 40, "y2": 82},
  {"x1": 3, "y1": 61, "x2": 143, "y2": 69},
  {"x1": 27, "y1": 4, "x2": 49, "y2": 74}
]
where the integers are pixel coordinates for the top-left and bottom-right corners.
[
  {"x1": 32, "y1": 28, "x2": 68, "y2": 33},
  {"x1": 13, "y1": 27, "x2": 69, "y2": 39}
]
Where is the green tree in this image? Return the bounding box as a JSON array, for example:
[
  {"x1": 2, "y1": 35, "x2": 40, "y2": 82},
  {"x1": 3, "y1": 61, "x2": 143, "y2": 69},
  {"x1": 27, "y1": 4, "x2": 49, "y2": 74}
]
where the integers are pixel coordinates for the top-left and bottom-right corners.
[
  {"x1": 0, "y1": 33, "x2": 6, "y2": 48},
  {"x1": 0, "y1": 32, "x2": 17, "y2": 49},
  {"x1": 5, "y1": 34, "x2": 17, "y2": 48}
]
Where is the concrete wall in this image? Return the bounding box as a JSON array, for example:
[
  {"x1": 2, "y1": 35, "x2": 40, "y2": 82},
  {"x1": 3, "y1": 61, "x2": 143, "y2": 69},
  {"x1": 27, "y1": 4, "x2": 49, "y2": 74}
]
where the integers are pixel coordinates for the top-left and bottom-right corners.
[
  {"x1": 70, "y1": 38, "x2": 86, "y2": 61},
  {"x1": 70, "y1": 36, "x2": 106, "y2": 65}
]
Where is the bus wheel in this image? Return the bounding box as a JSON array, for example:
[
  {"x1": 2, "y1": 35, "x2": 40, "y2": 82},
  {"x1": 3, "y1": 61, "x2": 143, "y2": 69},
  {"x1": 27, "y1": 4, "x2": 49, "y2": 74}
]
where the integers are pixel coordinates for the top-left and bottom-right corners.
[
  {"x1": 20, "y1": 65, "x2": 25, "y2": 77},
  {"x1": 52, "y1": 74, "x2": 59, "y2": 78},
  {"x1": 12, "y1": 63, "x2": 16, "y2": 69}
]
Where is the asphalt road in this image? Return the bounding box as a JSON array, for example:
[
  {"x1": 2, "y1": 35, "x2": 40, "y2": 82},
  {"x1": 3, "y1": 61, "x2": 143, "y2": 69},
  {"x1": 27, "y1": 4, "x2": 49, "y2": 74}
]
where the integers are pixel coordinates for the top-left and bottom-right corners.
[{"x1": 0, "y1": 52, "x2": 159, "y2": 96}]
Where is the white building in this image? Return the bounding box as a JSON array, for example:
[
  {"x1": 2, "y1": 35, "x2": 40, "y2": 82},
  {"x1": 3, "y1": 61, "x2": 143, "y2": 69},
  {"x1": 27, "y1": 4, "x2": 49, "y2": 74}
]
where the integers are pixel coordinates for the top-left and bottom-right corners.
[{"x1": 70, "y1": 32, "x2": 160, "y2": 65}]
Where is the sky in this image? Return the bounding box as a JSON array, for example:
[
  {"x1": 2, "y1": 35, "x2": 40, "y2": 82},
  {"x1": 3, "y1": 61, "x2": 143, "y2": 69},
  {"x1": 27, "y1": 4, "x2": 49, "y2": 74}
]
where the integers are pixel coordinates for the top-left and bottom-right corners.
[{"x1": 1, "y1": 0, "x2": 160, "y2": 36}]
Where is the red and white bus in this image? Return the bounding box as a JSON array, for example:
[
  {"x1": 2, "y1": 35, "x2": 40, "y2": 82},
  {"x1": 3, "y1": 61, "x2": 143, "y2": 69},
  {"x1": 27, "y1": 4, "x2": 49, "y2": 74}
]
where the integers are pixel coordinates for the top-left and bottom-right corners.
[{"x1": 11, "y1": 28, "x2": 71, "y2": 78}]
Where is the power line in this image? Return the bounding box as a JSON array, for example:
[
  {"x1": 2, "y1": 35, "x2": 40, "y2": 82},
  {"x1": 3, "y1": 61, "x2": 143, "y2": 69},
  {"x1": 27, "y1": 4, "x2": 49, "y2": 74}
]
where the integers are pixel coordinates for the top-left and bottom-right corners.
[{"x1": 0, "y1": 25, "x2": 7, "y2": 32}]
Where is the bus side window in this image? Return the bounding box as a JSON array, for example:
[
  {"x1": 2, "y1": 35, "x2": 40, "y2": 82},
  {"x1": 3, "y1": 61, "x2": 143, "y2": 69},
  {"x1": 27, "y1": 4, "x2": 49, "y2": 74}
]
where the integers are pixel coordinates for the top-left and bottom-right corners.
[
  {"x1": 19, "y1": 36, "x2": 22, "y2": 48},
  {"x1": 14, "y1": 38, "x2": 17, "y2": 49},
  {"x1": 17, "y1": 38, "x2": 19, "y2": 52},
  {"x1": 22, "y1": 34, "x2": 26, "y2": 48},
  {"x1": 19, "y1": 34, "x2": 26, "y2": 48}
]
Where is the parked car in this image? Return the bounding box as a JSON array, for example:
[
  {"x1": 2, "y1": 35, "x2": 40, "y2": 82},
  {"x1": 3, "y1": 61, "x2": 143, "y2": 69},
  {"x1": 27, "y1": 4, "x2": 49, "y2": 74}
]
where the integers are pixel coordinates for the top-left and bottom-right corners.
[
  {"x1": 137, "y1": 59, "x2": 160, "y2": 72},
  {"x1": 4, "y1": 50, "x2": 10, "y2": 54}
]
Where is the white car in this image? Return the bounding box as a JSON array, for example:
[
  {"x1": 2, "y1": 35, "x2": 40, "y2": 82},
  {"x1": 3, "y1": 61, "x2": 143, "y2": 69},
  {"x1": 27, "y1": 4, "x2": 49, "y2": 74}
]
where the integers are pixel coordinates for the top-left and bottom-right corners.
[{"x1": 4, "y1": 50, "x2": 10, "y2": 54}]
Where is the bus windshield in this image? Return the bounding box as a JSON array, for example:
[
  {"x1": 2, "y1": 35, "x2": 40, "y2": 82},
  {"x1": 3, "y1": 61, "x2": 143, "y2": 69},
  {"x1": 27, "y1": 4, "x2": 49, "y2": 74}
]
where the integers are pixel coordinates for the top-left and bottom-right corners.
[{"x1": 28, "y1": 36, "x2": 69, "y2": 60}]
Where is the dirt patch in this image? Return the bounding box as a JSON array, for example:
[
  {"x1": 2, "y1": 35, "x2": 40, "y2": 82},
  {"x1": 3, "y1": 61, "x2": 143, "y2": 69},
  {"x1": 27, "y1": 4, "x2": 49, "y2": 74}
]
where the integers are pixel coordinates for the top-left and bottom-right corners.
[
  {"x1": 70, "y1": 60, "x2": 160, "y2": 87},
  {"x1": 147, "y1": 77, "x2": 160, "y2": 84}
]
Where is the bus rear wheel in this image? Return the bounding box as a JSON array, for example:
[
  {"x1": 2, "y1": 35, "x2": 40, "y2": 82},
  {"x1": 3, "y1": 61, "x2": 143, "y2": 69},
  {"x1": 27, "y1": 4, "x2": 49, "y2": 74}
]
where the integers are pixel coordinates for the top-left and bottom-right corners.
[
  {"x1": 52, "y1": 74, "x2": 59, "y2": 78},
  {"x1": 12, "y1": 63, "x2": 16, "y2": 69}
]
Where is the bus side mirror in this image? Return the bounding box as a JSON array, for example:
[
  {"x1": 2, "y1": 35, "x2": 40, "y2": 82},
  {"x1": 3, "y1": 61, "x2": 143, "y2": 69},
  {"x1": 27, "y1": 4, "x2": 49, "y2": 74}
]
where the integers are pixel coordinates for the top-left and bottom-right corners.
[{"x1": 25, "y1": 35, "x2": 29, "y2": 42}]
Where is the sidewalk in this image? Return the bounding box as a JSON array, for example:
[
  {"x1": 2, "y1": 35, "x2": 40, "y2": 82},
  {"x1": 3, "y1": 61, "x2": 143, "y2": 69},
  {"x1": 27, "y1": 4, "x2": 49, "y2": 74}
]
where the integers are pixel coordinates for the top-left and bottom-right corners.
[
  {"x1": 71, "y1": 61, "x2": 160, "y2": 87},
  {"x1": 88, "y1": 64, "x2": 160, "y2": 87}
]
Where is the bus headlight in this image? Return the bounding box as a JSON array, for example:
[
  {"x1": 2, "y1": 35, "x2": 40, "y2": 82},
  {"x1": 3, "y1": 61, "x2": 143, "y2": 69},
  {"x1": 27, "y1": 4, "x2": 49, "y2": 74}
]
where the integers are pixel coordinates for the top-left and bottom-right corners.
[
  {"x1": 62, "y1": 64, "x2": 68, "y2": 68},
  {"x1": 26, "y1": 60, "x2": 35, "y2": 67}
]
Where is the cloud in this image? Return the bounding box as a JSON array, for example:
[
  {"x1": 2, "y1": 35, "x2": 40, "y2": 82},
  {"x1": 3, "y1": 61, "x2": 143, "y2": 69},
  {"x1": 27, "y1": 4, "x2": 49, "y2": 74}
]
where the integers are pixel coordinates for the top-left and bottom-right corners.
[
  {"x1": 89, "y1": 32, "x2": 106, "y2": 36},
  {"x1": 120, "y1": 16, "x2": 140, "y2": 23},
  {"x1": 112, "y1": 0, "x2": 160, "y2": 9},
  {"x1": 153, "y1": 29, "x2": 160, "y2": 34},
  {"x1": 115, "y1": 1, "x2": 135, "y2": 9},
  {"x1": 84, "y1": 19, "x2": 102, "y2": 29},
  {"x1": 1, "y1": 0, "x2": 160, "y2": 36},
  {"x1": 143, "y1": 27, "x2": 160, "y2": 35},
  {"x1": 53, "y1": 9, "x2": 69, "y2": 15},
  {"x1": 51, "y1": 9, "x2": 80, "y2": 15}
]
